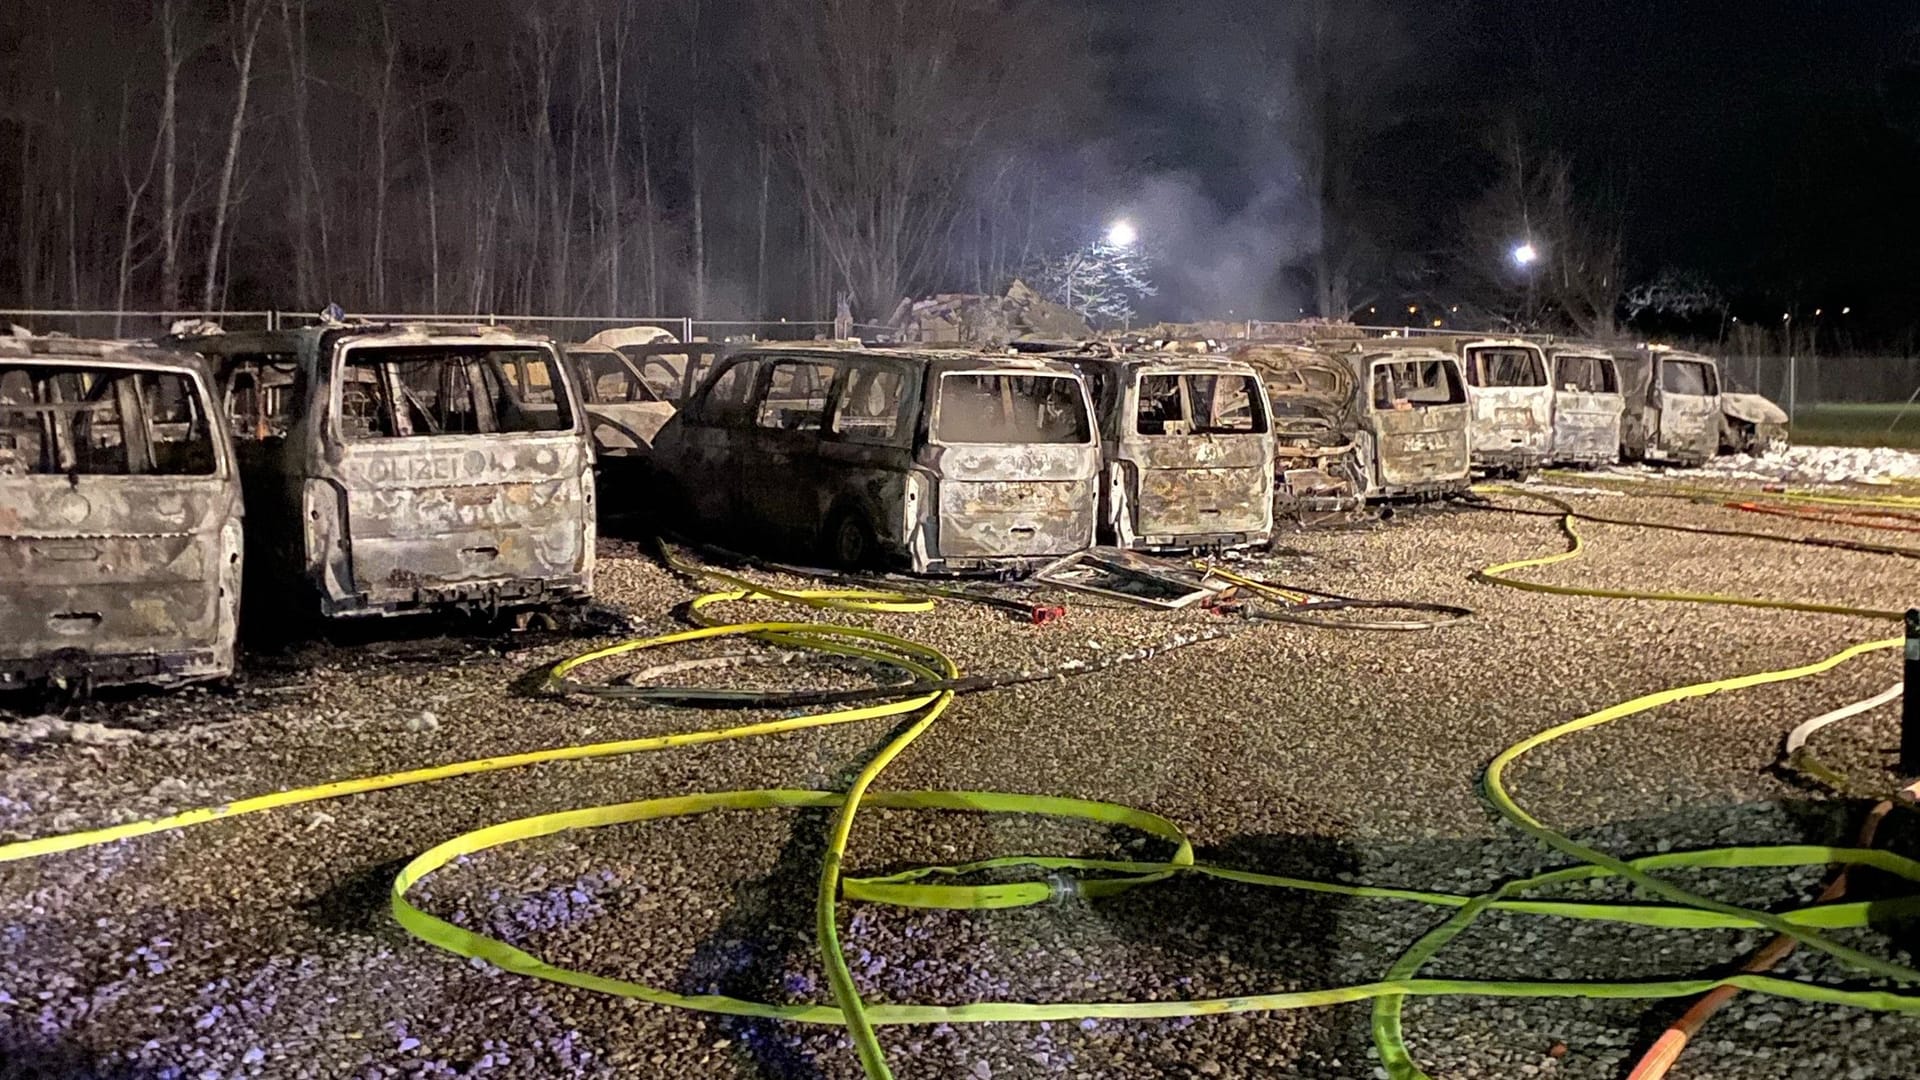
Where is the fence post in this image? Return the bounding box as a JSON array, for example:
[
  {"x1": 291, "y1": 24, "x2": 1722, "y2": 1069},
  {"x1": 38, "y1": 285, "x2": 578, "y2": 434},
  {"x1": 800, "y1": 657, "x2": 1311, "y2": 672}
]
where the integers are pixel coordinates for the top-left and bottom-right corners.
[
  {"x1": 1787, "y1": 354, "x2": 1797, "y2": 419},
  {"x1": 1904, "y1": 609, "x2": 1919, "y2": 777}
]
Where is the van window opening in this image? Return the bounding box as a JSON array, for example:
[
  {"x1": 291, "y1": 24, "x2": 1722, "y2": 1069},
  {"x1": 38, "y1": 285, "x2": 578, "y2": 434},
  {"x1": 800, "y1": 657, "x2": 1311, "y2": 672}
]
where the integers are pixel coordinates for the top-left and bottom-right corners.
[
  {"x1": 621, "y1": 348, "x2": 694, "y2": 401},
  {"x1": 756, "y1": 360, "x2": 838, "y2": 431},
  {"x1": 1661, "y1": 359, "x2": 1717, "y2": 396},
  {"x1": 830, "y1": 363, "x2": 906, "y2": 442},
  {"x1": 1555, "y1": 355, "x2": 1618, "y2": 394},
  {"x1": 1371, "y1": 359, "x2": 1466, "y2": 410},
  {"x1": 1136, "y1": 373, "x2": 1267, "y2": 435},
  {"x1": 223, "y1": 355, "x2": 301, "y2": 440},
  {"x1": 339, "y1": 345, "x2": 573, "y2": 439},
  {"x1": 934, "y1": 373, "x2": 1091, "y2": 444},
  {"x1": 0, "y1": 364, "x2": 217, "y2": 476},
  {"x1": 574, "y1": 352, "x2": 661, "y2": 405},
  {"x1": 1469, "y1": 347, "x2": 1547, "y2": 388}
]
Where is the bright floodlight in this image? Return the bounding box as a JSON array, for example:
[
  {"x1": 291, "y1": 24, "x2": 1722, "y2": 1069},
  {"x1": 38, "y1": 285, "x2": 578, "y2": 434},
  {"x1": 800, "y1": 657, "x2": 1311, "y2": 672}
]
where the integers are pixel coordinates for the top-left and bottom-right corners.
[
  {"x1": 1512, "y1": 242, "x2": 1539, "y2": 267},
  {"x1": 1107, "y1": 220, "x2": 1138, "y2": 247}
]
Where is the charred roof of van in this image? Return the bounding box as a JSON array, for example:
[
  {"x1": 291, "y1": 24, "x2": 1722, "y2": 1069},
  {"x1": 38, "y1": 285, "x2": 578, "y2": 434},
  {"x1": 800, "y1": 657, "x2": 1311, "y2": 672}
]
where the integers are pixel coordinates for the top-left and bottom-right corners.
[
  {"x1": 175, "y1": 321, "x2": 555, "y2": 359},
  {"x1": 723, "y1": 342, "x2": 1093, "y2": 378},
  {"x1": 0, "y1": 334, "x2": 212, "y2": 375}
]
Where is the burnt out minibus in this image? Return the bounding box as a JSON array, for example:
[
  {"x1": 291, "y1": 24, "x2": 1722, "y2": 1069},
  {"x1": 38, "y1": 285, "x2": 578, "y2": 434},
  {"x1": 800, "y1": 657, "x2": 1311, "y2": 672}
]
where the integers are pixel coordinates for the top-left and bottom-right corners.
[
  {"x1": 649, "y1": 345, "x2": 1099, "y2": 572},
  {"x1": 0, "y1": 335, "x2": 242, "y2": 689},
  {"x1": 1070, "y1": 353, "x2": 1274, "y2": 551},
  {"x1": 187, "y1": 323, "x2": 595, "y2": 621}
]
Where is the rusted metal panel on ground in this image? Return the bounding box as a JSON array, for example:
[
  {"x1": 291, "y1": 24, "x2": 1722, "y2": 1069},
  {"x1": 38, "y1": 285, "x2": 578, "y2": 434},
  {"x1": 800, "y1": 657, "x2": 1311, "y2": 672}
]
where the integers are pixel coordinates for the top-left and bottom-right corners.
[
  {"x1": 184, "y1": 323, "x2": 595, "y2": 618},
  {"x1": 0, "y1": 335, "x2": 242, "y2": 688},
  {"x1": 650, "y1": 346, "x2": 1099, "y2": 573}
]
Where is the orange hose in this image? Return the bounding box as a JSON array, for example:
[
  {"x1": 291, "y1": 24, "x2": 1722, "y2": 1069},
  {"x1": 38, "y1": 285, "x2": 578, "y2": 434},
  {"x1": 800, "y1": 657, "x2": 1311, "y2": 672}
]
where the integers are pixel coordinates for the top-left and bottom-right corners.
[
  {"x1": 1725, "y1": 500, "x2": 1920, "y2": 533},
  {"x1": 1622, "y1": 799, "x2": 1895, "y2": 1080}
]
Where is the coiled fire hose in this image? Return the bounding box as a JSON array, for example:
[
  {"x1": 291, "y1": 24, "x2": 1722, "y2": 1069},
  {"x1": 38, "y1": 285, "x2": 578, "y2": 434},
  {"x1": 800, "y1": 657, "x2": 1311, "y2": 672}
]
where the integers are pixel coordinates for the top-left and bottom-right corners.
[{"x1": 1, "y1": 495, "x2": 1917, "y2": 1080}]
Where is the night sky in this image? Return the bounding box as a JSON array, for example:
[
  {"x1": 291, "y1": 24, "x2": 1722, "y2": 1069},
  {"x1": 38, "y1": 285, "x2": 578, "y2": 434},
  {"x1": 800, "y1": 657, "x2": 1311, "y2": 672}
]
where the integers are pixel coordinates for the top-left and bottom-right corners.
[{"x1": 1103, "y1": 0, "x2": 1919, "y2": 334}]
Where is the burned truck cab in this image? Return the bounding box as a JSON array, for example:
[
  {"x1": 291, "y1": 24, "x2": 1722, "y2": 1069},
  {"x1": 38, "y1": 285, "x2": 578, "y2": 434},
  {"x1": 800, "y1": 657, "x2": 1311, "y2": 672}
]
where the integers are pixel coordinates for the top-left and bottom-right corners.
[
  {"x1": 0, "y1": 336, "x2": 242, "y2": 690},
  {"x1": 1544, "y1": 344, "x2": 1625, "y2": 466},
  {"x1": 1071, "y1": 353, "x2": 1274, "y2": 552},
  {"x1": 650, "y1": 346, "x2": 1099, "y2": 573},
  {"x1": 1442, "y1": 337, "x2": 1553, "y2": 475},
  {"x1": 189, "y1": 323, "x2": 595, "y2": 621},
  {"x1": 1611, "y1": 345, "x2": 1722, "y2": 466}
]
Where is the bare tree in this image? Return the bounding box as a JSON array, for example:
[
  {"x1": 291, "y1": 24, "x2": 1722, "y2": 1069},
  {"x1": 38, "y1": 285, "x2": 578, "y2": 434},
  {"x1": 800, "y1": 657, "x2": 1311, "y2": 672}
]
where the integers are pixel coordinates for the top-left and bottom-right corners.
[
  {"x1": 752, "y1": 0, "x2": 1075, "y2": 318},
  {"x1": 200, "y1": 0, "x2": 267, "y2": 311}
]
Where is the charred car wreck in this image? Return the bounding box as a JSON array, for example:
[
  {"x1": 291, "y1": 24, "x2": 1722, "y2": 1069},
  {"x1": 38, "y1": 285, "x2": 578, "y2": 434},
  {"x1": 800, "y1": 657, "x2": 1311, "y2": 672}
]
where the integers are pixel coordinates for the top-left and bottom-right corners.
[
  {"x1": 1232, "y1": 343, "x2": 1364, "y2": 513},
  {"x1": 1070, "y1": 353, "x2": 1274, "y2": 552},
  {"x1": 1436, "y1": 336, "x2": 1553, "y2": 475},
  {"x1": 186, "y1": 323, "x2": 595, "y2": 620},
  {"x1": 649, "y1": 345, "x2": 1099, "y2": 573},
  {"x1": 0, "y1": 335, "x2": 242, "y2": 690}
]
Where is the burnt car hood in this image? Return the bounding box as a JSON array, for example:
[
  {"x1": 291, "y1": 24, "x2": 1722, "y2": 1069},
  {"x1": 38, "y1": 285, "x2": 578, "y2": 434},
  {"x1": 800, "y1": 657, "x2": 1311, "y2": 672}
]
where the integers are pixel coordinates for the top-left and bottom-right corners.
[{"x1": 1721, "y1": 392, "x2": 1788, "y2": 426}]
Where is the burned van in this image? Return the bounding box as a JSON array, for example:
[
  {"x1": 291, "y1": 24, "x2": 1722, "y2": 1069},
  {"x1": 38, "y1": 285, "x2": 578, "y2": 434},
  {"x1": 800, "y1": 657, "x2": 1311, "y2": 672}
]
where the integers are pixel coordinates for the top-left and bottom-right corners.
[
  {"x1": 649, "y1": 346, "x2": 1099, "y2": 572},
  {"x1": 1439, "y1": 337, "x2": 1553, "y2": 474},
  {"x1": 1544, "y1": 344, "x2": 1624, "y2": 466},
  {"x1": 0, "y1": 336, "x2": 241, "y2": 689},
  {"x1": 188, "y1": 323, "x2": 594, "y2": 620},
  {"x1": 1720, "y1": 391, "x2": 1789, "y2": 456},
  {"x1": 1236, "y1": 341, "x2": 1469, "y2": 503},
  {"x1": 1348, "y1": 342, "x2": 1473, "y2": 498},
  {"x1": 1611, "y1": 346, "x2": 1721, "y2": 466},
  {"x1": 1071, "y1": 354, "x2": 1274, "y2": 551},
  {"x1": 1232, "y1": 343, "x2": 1364, "y2": 513}
]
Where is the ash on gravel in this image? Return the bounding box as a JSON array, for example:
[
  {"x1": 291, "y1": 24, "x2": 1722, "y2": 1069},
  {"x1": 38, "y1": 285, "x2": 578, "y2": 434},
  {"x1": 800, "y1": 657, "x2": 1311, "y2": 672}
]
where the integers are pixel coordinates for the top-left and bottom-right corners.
[{"x1": 4, "y1": 504, "x2": 1918, "y2": 1079}]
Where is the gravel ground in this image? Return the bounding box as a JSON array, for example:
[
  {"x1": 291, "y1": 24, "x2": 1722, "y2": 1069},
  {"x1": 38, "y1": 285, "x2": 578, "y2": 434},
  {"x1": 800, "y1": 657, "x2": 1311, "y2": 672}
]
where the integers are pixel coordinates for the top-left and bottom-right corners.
[{"x1": 3, "y1": 488, "x2": 1918, "y2": 1080}]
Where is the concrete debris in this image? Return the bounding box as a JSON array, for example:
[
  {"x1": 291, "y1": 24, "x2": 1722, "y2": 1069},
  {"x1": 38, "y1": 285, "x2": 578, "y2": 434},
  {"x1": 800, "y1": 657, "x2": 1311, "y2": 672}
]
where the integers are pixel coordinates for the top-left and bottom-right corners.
[{"x1": 890, "y1": 280, "x2": 1092, "y2": 345}]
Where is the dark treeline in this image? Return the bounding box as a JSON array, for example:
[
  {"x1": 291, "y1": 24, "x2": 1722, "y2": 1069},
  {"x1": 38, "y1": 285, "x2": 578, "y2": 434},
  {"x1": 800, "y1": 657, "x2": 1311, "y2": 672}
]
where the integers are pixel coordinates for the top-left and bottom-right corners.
[{"x1": 0, "y1": 0, "x2": 1110, "y2": 322}]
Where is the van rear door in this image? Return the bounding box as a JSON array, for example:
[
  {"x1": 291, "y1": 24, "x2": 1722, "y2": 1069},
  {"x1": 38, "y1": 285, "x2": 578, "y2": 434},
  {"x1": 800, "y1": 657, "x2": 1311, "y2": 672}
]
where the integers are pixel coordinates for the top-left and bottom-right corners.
[
  {"x1": 1127, "y1": 371, "x2": 1272, "y2": 539},
  {"x1": 324, "y1": 339, "x2": 592, "y2": 612},
  {"x1": 0, "y1": 358, "x2": 240, "y2": 682},
  {"x1": 1654, "y1": 357, "x2": 1720, "y2": 464},
  {"x1": 1549, "y1": 352, "x2": 1624, "y2": 464},
  {"x1": 927, "y1": 370, "x2": 1098, "y2": 559}
]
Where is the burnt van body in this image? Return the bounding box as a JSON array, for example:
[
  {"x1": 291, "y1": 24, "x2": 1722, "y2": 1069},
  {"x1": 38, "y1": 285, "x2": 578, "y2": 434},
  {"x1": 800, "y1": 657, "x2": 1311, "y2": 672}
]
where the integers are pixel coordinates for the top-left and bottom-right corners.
[
  {"x1": 0, "y1": 337, "x2": 242, "y2": 688},
  {"x1": 650, "y1": 346, "x2": 1100, "y2": 573},
  {"x1": 1611, "y1": 346, "x2": 1722, "y2": 466},
  {"x1": 191, "y1": 324, "x2": 595, "y2": 619}
]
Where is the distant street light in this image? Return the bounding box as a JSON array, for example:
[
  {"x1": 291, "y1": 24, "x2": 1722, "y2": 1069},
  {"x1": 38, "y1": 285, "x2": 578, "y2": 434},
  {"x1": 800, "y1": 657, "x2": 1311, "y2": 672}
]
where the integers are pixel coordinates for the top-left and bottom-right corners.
[
  {"x1": 1106, "y1": 219, "x2": 1138, "y2": 247},
  {"x1": 1511, "y1": 242, "x2": 1539, "y2": 267}
]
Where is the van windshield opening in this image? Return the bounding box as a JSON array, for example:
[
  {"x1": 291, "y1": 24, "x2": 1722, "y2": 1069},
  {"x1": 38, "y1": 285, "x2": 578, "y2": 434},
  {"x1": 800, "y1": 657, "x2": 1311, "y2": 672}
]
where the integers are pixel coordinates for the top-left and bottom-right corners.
[
  {"x1": 1660, "y1": 360, "x2": 1717, "y2": 396},
  {"x1": 0, "y1": 363, "x2": 217, "y2": 476},
  {"x1": 1371, "y1": 359, "x2": 1466, "y2": 410},
  {"x1": 340, "y1": 345, "x2": 574, "y2": 438},
  {"x1": 1469, "y1": 347, "x2": 1547, "y2": 388},
  {"x1": 935, "y1": 372, "x2": 1090, "y2": 444}
]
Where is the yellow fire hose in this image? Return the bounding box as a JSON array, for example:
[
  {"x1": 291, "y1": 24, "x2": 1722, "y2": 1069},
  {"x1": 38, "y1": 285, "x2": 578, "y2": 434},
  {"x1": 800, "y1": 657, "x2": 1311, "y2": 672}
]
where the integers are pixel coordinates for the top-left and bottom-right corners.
[{"x1": 2, "y1": 505, "x2": 1917, "y2": 1080}]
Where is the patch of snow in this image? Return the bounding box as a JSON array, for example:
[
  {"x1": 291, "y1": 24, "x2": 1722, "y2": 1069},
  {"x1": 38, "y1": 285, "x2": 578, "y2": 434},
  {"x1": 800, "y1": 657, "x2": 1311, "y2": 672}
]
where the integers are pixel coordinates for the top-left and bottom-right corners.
[{"x1": 1601, "y1": 445, "x2": 1920, "y2": 487}]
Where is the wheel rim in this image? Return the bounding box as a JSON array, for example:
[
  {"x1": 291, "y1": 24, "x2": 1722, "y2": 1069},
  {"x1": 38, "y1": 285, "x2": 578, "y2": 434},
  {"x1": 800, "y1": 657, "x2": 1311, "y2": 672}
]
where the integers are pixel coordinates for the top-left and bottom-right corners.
[{"x1": 835, "y1": 517, "x2": 868, "y2": 565}]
